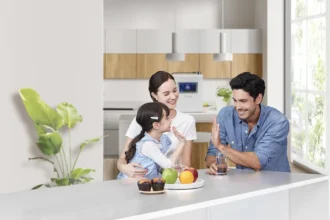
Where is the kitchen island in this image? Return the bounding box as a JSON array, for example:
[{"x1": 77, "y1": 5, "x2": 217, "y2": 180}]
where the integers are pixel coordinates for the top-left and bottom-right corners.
[{"x1": 0, "y1": 169, "x2": 328, "y2": 220}]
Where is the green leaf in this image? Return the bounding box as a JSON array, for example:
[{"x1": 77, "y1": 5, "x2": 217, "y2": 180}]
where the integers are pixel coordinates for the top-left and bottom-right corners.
[
  {"x1": 36, "y1": 132, "x2": 63, "y2": 155},
  {"x1": 51, "y1": 178, "x2": 70, "y2": 186},
  {"x1": 31, "y1": 184, "x2": 44, "y2": 190},
  {"x1": 80, "y1": 135, "x2": 106, "y2": 150},
  {"x1": 19, "y1": 88, "x2": 64, "y2": 131},
  {"x1": 79, "y1": 176, "x2": 93, "y2": 183},
  {"x1": 34, "y1": 123, "x2": 46, "y2": 137},
  {"x1": 56, "y1": 102, "x2": 83, "y2": 128},
  {"x1": 71, "y1": 168, "x2": 95, "y2": 179}
]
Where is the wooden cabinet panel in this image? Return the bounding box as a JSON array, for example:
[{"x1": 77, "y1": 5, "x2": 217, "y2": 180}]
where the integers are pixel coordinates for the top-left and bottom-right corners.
[
  {"x1": 167, "y1": 54, "x2": 200, "y2": 73},
  {"x1": 137, "y1": 54, "x2": 168, "y2": 79},
  {"x1": 104, "y1": 157, "x2": 120, "y2": 181},
  {"x1": 104, "y1": 54, "x2": 136, "y2": 79},
  {"x1": 231, "y1": 54, "x2": 262, "y2": 78},
  {"x1": 191, "y1": 143, "x2": 209, "y2": 169},
  {"x1": 200, "y1": 54, "x2": 231, "y2": 79}
]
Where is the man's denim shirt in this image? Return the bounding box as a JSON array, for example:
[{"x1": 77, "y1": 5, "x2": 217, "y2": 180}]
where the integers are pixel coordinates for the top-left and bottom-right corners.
[{"x1": 207, "y1": 104, "x2": 290, "y2": 172}]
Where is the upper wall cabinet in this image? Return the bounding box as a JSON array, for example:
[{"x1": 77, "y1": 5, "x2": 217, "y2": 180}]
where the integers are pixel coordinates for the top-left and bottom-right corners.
[
  {"x1": 137, "y1": 30, "x2": 171, "y2": 53},
  {"x1": 199, "y1": 29, "x2": 232, "y2": 53},
  {"x1": 175, "y1": 29, "x2": 200, "y2": 53},
  {"x1": 199, "y1": 29, "x2": 261, "y2": 54},
  {"x1": 231, "y1": 30, "x2": 262, "y2": 53},
  {"x1": 105, "y1": 29, "x2": 137, "y2": 53}
]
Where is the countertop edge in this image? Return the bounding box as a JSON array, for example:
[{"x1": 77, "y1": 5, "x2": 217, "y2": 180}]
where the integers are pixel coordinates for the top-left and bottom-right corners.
[{"x1": 116, "y1": 175, "x2": 329, "y2": 220}]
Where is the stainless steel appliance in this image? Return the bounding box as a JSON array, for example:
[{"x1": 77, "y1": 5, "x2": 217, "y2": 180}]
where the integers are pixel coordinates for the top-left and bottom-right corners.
[{"x1": 172, "y1": 72, "x2": 204, "y2": 113}]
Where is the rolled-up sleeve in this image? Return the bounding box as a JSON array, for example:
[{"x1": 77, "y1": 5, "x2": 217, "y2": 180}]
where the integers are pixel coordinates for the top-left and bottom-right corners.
[
  {"x1": 254, "y1": 119, "x2": 289, "y2": 169},
  {"x1": 206, "y1": 110, "x2": 228, "y2": 158}
]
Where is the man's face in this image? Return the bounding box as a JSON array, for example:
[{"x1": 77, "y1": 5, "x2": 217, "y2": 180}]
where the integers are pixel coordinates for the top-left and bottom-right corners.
[{"x1": 232, "y1": 89, "x2": 262, "y2": 121}]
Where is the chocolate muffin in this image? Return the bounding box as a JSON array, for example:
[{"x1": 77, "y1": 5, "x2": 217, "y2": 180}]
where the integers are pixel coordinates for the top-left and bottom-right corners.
[
  {"x1": 137, "y1": 178, "x2": 152, "y2": 191},
  {"x1": 151, "y1": 178, "x2": 166, "y2": 191}
]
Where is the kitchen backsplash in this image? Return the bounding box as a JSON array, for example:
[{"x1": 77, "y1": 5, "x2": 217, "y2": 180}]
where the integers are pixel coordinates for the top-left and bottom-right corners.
[{"x1": 104, "y1": 79, "x2": 231, "y2": 106}]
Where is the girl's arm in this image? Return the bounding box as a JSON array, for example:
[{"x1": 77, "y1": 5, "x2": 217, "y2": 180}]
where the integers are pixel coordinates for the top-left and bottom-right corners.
[{"x1": 141, "y1": 127, "x2": 186, "y2": 168}]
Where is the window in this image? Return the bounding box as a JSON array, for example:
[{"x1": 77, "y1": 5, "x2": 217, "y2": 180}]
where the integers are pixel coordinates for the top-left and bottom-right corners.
[{"x1": 287, "y1": 0, "x2": 327, "y2": 173}]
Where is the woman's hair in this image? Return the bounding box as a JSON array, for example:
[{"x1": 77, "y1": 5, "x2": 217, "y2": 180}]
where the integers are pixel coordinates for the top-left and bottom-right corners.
[
  {"x1": 149, "y1": 71, "x2": 176, "y2": 102},
  {"x1": 229, "y1": 72, "x2": 265, "y2": 101},
  {"x1": 125, "y1": 102, "x2": 170, "y2": 163}
]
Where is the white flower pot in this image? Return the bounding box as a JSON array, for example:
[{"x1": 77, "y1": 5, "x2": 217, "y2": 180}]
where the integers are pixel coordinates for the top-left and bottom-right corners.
[{"x1": 216, "y1": 97, "x2": 228, "y2": 112}]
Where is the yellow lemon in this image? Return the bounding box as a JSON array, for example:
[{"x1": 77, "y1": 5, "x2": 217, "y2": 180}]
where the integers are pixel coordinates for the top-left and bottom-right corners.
[{"x1": 179, "y1": 171, "x2": 194, "y2": 184}]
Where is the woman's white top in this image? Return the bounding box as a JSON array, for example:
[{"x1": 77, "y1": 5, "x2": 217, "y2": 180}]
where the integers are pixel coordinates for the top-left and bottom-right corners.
[{"x1": 125, "y1": 110, "x2": 197, "y2": 159}]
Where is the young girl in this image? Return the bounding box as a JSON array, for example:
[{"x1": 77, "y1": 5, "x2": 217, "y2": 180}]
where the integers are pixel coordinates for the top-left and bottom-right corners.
[
  {"x1": 117, "y1": 71, "x2": 196, "y2": 178},
  {"x1": 117, "y1": 102, "x2": 186, "y2": 179}
]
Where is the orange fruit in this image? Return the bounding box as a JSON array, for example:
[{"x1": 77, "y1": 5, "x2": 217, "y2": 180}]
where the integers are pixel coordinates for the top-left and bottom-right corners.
[{"x1": 179, "y1": 171, "x2": 194, "y2": 184}]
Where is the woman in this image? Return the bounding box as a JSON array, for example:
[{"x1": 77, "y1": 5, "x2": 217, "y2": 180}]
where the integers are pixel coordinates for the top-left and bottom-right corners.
[{"x1": 117, "y1": 71, "x2": 197, "y2": 178}]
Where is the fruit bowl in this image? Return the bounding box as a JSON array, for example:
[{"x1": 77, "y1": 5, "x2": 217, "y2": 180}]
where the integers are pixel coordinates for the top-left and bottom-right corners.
[{"x1": 164, "y1": 179, "x2": 204, "y2": 190}]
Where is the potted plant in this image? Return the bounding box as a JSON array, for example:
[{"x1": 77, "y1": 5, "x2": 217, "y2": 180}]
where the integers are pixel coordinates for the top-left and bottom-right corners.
[
  {"x1": 215, "y1": 87, "x2": 232, "y2": 111},
  {"x1": 19, "y1": 88, "x2": 105, "y2": 189}
]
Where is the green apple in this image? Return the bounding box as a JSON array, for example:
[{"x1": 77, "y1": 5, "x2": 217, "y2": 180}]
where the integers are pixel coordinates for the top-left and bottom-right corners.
[{"x1": 162, "y1": 168, "x2": 178, "y2": 184}]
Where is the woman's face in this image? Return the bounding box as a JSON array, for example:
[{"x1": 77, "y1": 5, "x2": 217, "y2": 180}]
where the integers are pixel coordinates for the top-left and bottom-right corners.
[{"x1": 152, "y1": 79, "x2": 179, "y2": 110}]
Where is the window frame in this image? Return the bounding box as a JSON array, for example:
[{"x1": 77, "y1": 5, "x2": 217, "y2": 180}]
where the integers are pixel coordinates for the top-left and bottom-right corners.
[{"x1": 285, "y1": 0, "x2": 328, "y2": 174}]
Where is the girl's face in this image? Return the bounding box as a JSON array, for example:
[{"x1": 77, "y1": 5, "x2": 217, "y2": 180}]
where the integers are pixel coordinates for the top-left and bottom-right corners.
[
  {"x1": 158, "y1": 109, "x2": 172, "y2": 133},
  {"x1": 152, "y1": 79, "x2": 179, "y2": 110}
]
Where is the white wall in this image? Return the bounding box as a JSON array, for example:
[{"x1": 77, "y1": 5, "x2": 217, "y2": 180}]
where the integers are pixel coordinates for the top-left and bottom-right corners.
[
  {"x1": 254, "y1": 0, "x2": 285, "y2": 113},
  {"x1": 0, "y1": 0, "x2": 103, "y2": 193},
  {"x1": 104, "y1": 0, "x2": 256, "y2": 30},
  {"x1": 104, "y1": 79, "x2": 231, "y2": 106}
]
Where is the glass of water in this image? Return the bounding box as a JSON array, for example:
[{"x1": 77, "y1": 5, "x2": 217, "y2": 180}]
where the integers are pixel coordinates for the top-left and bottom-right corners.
[{"x1": 216, "y1": 152, "x2": 228, "y2": 175}]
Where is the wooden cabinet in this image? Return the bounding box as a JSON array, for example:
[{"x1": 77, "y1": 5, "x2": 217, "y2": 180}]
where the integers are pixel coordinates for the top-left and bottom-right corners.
[
  {"x1": 167, "y1": 54, "x2": 200, "y2": 73},
  {"x1": 104, "y1": 29, "x2": 263, "y2": 79},
  {"x1": 137, "y1": 54, "x2": 168, "y2": 78},
  {"x1": 231, "y1": 54, "x2": 262, "y2": 78},
  {"x1": 191, "y1": 123, "x2": 212, "y2": 169},
  {"x1": 104, "y1": 156, "x2": 120, "y2": 181},
  {"x1": 200, "y1": 54, "x2": 231, "y2": 79},
  {"x1": 104, "y1": 54, "x2": 136, "y2": 79}
]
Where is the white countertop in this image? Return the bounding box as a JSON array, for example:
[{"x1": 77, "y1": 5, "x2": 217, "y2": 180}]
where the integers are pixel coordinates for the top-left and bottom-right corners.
[
  {"x1": 0, "y1": 170, "x2": 327, "y2": 220},
  {"x1": 118, "y1": 110, "x2": 218, "y2": 123}
]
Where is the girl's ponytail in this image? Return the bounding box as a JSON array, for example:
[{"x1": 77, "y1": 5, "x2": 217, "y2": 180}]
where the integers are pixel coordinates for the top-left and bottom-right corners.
[{"x1": 125, "y1": 130, "x2": 145, "y2": 163}]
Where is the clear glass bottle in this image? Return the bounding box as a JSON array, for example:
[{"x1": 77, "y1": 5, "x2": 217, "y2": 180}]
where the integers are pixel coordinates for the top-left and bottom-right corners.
[{"x1": 216, "y1": 152, "x2": 228, "y2": 175}]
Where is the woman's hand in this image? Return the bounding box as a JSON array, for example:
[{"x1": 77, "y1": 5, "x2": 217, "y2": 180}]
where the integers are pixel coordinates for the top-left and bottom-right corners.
[
  {"x1": 120, "y1": 162, "x2": 148, "y2": 178},
  {"x1": 172, "y1": 126, "x2": 186, "y2": 144}
]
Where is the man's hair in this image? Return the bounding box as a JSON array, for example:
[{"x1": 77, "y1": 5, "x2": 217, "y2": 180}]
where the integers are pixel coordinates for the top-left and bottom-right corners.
[{"x1": 229, "y1": 72, "x2": 265, "y2": 100}]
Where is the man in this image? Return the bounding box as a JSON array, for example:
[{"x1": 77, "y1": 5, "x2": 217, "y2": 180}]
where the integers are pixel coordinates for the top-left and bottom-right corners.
[{"x1": 206, "y1": 72, "x2": 290, "y2": 174}]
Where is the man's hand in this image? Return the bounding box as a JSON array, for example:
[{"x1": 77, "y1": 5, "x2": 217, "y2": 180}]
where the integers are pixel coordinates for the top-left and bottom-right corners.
[
  {"x1": 206, "y1": 162, "x2": 218, "y2": 175},
  {"x1": 121, "y1": 162, "x2": 148, "y2": 178},
  {"x1": 211, "y1": 117, "x2": 225, "y2": 151}
]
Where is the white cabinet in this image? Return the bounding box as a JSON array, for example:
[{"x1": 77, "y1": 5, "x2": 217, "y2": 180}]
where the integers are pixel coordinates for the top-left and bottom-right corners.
[
  {"x1": 105, "y1": 29, "x2": 136, "y2": 53},
  {"x1": 105, "y1": 29, "x2": 261, "y2": 54},
  {"x1": 104, "y1": 130, "x2": 119, "y2": 156},
  {"x1": 231, "y1": 29, "x2": 262, "y2": 53},
  {"x1": 137, "y1": 30, "x2": 171, "y2": 53},
  {"x1": 199, "y1": 29, "x2": 232, "y2": 53},
  {"x1": 176, "y1": 29, "x2": 200, "y2": 53}
]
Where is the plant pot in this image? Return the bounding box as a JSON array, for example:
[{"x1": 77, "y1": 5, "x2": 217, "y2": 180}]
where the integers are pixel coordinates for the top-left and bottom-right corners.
[{"x1": 216, "y1": 97, "x2": 228, "y2": 112}]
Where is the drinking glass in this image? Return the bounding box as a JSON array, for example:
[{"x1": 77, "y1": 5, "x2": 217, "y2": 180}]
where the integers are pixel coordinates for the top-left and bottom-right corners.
[{"x1": 216, "y1": 152, "x2": 228, "y2": 175}]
